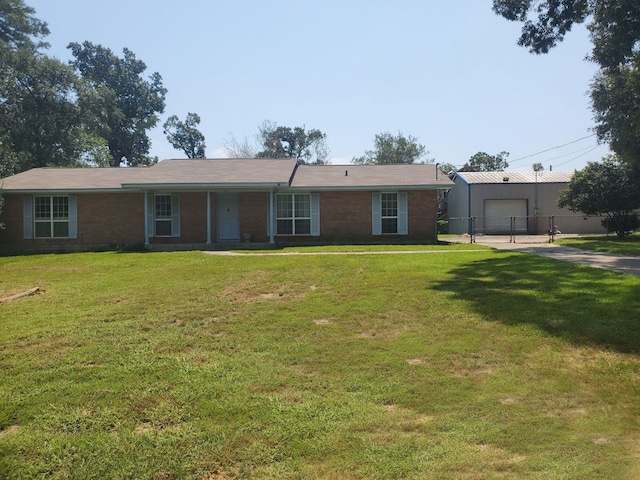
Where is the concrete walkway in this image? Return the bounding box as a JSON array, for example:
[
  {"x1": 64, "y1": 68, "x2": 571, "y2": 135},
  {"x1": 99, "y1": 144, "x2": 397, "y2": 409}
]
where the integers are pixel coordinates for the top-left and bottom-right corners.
[{"x1": 445, "y1": 235, "x2": 640, "y2": 277}]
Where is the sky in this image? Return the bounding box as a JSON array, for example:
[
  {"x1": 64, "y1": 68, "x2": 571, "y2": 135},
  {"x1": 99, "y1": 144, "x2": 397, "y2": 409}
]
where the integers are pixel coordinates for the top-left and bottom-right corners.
[{"x1": 28, "y1": 0, "x2": 608, "y2": 172}]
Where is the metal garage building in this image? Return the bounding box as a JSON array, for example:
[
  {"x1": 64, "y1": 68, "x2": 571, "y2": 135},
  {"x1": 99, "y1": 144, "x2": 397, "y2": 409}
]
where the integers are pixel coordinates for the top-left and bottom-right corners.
[{"x1": 447, "y1": 171, "x2": 606, "y2": 235}]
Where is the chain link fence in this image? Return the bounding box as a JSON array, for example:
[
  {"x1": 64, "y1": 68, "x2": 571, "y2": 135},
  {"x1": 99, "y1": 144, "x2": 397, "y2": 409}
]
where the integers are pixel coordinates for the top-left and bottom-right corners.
[{"x1": 446, "y1": 214, "x2": 608, "y2": 243}]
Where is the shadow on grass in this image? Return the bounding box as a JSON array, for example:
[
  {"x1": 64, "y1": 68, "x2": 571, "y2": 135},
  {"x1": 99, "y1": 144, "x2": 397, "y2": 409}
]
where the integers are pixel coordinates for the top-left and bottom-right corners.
[
  {"x1": 558, "y1": 235, "x2": 640, "y2": 256},
  {"x1": 435, "y1": 252, "x2": 640, "y2": 354}
]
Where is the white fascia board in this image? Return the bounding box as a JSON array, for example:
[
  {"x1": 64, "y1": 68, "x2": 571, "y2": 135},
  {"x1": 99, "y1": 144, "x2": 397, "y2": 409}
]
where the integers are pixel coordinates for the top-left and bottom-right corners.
[
  {"x1": 120, "y1": 183, "x2": 286, "y2": 190},
  {"x1": 2, "y1": 188, "x2": 127, "y2": 194},
  {"x1": 285, "y1": 184, "x2": 450, "y2": 191}
]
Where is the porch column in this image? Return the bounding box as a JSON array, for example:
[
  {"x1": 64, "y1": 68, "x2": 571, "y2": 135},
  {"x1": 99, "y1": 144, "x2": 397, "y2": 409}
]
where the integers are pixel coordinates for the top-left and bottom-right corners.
[
  {"x1": 269, "y1": 190, "x2": 275, "y2": 244},
  {"x1": 206, "y1": 190, "x2": 211, "y2": 244},
  {"x1": 144, "y1": 191, "x2": 150, "y2": 246}
]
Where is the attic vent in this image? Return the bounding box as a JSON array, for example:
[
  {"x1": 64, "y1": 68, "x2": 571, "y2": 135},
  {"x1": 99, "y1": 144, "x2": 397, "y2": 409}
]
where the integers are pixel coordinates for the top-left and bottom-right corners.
[{"x1": 502, "y1": 176, "x2": 509, "y2": 182}]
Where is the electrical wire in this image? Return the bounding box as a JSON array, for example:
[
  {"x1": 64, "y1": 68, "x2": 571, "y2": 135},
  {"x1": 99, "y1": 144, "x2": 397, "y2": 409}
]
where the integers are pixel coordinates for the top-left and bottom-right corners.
[
  {"x1": 553, "y1": 144, "x2": 602, "y2": 168},
  {"x1": 507, "y1": 133, "x2": 597, "y2": 165}
]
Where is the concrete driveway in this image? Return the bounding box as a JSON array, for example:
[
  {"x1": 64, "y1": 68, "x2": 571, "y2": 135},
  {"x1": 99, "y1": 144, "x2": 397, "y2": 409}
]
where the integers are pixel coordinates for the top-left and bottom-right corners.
[{"x1": 444, "y1": 235, "x2": 640, "y2": 277}]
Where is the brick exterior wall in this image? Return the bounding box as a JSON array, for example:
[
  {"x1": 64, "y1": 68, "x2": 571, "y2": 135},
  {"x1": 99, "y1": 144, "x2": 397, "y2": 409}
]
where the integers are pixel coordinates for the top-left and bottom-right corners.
[
  {"x1": 149, "y1": 192, "x2": 208, "y2": 245},
  {"x1": 275, "y1": 190, "x2": 437, "y2": 245},
  {"x1": 239, "y1": 192, "x2": 269, "y2": 243},
  {"x1": 0, "y1": 192, "x2": 145, "y2": 254},
  {"x1": 0, "y1": 189, "x2": 438, "y2": 253}
]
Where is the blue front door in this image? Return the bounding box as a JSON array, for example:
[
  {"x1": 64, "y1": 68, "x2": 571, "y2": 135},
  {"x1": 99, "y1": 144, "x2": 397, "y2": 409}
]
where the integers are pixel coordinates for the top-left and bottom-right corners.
[{"x1": 217, "y1": 193, "x2": 240, "y2": 241}]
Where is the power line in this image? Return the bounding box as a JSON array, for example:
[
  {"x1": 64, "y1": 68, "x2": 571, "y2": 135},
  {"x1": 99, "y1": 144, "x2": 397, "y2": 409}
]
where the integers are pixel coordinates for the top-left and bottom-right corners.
[
  {"x1": 508, "y1": 134, "x2": 597, "y2": 164},
  {"x1": 533, "y1": 144, "x2": 599, "y2": 165},
  {"x1": 553, "y1": 144, "x2": 602, "y2": 168}
]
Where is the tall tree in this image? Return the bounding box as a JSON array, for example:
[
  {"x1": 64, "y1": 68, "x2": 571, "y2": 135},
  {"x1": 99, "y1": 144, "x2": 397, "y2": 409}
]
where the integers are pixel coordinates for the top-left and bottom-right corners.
[
  {"x1": 69, "y1": 41, "x2": 167, "y2": 167},
  {"x1": 558, "y1": 156, "x2": 640, "y2": 236},
  {"x1": 0, "y1": 0, "x2": 49, "y2": 51},
  {"x1": 225, "y1": 120, "x2": 329, "y2": 164},
  {"x1": 163, "y1": 113, "x2": 206, "y2": 158},
  {"x1": 439, "y1": 162, "x2": 458, "y2": 176},
  {"x1": 492, "y1": 0, "x2": 640, "y2": 164},
  {"x1": 1, "y1": 48, "x2": 88, "y2": 173},
  {"x1": 459, "y1": 151, "x2": 509, "y2": 172},
  {"x1": 0, "y1": 1, "x2": 96, "y2": 175},
  {"x1": 256, "y1": 121, "x2": 329, "y2": 165},
  {"x1": 352, "y1": 132, "x2": 428, "y2": 165}
]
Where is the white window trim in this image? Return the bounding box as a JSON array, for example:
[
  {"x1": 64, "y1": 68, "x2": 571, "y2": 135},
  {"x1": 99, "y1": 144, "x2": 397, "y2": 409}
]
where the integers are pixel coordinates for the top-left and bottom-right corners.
[
  {"x1": 372, "y1": 192, "x2": 407, "y2": 236},
  {"x1": 381, "y1": 192, "x2": 399, "y2": 234},
  {"x1": 24, "y1": 195, "x2": 77, "y2": 239},
  {"x1": 276, "y1": 193, "x2": 319, "y2": 236},
  {"x1": 148, "y1": 193, "x2": 180, "y2": 238}
]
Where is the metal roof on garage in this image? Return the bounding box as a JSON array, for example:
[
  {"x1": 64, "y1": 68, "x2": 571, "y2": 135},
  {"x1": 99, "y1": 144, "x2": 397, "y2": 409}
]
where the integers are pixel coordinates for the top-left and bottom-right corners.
[{"x1": 454, "y1": 171, "x2": 574, "y2": 184}]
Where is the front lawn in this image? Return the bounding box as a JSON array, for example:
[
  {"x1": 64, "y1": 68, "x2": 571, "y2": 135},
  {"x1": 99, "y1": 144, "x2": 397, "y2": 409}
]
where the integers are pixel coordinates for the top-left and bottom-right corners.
[
  {"x1": 1, "y1": 249, "x2": 639, "y2": 479},
  {"x1": 557, "y1": 233, "x2": 640, "y2": 256}
]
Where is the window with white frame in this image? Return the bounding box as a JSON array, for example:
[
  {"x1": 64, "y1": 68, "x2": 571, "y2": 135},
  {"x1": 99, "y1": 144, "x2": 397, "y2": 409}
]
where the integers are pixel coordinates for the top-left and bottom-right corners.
[
  {"x1": 381, "y1": 192, "x2": 398, "y2": 234},
  {"x1": 276, "y1": 193, "x2": 311, "y2": 235},
  {"x1": 154, "y1": 194, "x2": 173, "y2": 237},
  {"x1": 34, "y1": 196, "x2": 70, "y2": 238},
  {"x1": 372, "y1": 192, "x2": 407, "y2": 236}
]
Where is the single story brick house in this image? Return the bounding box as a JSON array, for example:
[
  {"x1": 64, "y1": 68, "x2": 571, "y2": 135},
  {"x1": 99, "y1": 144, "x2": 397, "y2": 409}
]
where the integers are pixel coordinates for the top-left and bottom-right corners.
[
  {"x1": 0, "y1": 158, "x2": 453, "y2": 254},
  {"x1": 447, "y1": 171, "x2": 606, "y2": 235}
]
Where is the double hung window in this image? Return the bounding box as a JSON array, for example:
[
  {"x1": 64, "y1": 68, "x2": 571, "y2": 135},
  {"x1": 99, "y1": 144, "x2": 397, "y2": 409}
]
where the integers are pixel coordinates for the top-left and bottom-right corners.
[
  {"x1": 154, "y1": 194, "x2": 173, "y2": 237},
  {"x1": 372, "y1": 192, "x2": 407, "y2": 236},
  {"x1": 34, "y1": 196, "x2": 70, "y2": 238},
  {"x1": 276, "y1": 193, "x2": 311, "y2": 235},
  {"x1": 146, "y1": 193, "x2": 180, "y2": 238},
  {"x1": 381, "y1": 192, "x2": 398, "y2": 234}
]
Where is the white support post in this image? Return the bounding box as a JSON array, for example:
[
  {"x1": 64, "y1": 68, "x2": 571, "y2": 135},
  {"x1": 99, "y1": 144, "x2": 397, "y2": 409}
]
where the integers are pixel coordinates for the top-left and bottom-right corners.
[
  {"x1": 206, "y1": 190, "x2": 211, "y2": 244},
  {"x1": 144, "y1": 191, "x2": 150, "y2": 246},
  {"x1": 269, "y1": 190, "x2": 275, "y2": 244}
]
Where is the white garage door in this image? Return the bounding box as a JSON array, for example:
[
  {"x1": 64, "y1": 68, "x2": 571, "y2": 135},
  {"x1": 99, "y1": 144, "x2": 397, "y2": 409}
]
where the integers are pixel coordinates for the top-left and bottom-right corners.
[{"x1": 484, "y1": 199, "x2": 527, "y2": 233}]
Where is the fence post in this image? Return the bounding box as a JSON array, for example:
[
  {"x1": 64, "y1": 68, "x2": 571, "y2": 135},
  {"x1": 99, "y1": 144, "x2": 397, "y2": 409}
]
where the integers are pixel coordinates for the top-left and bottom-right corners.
[
  {"x1": 471, "y1": 216, "x2": 476, "y2": 244},
  {"x1": 510, "y1": 216, "x2": 515, "y2": 243}
]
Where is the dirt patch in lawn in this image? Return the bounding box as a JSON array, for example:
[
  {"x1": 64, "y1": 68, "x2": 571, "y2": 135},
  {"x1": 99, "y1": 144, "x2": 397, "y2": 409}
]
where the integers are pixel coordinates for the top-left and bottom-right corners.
[{"x1": 222, "y1": 274, "x2": 310, "y2": 304}]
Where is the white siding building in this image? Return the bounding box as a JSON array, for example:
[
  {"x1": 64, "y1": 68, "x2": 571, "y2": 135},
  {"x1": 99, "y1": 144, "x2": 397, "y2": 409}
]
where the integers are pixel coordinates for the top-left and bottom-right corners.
[{"x1": 447, "y1": 171, "x2": 606, "y2": 235}]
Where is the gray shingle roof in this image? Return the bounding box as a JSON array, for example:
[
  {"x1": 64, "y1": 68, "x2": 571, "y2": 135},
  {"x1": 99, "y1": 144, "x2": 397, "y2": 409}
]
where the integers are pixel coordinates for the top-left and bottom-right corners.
[
  {"x1": 0, "y1": 158, "x2": 298, "y2": 192},
  {"x1": 291, "y1": 164, "x2": 453, "y2": 189},
  {"x1": 0, "y1": 158, "x2": 453, "y2": 192},
  {"x1": 454, "y1": 171, "x2": 574, "y2": 184}
]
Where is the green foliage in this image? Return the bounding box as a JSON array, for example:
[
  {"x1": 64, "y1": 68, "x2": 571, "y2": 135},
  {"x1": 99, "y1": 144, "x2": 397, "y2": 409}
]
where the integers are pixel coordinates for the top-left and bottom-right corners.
[
  {"x1": 0, "y1": 0, "x2": 49, "y2": 51},
  {"x1": 492, "y1": 0, "x2": 640, "y2": 163},
  {"x1": 1, "y1": 250, "x2": 640, "y2": 478},
  {"x1": 558, "y1": 156, "x2": 640, "y2": 237},
  {"x1": 69, "y1": 41, "x2": 167, "y2": 167},
  {"x1": 533, "y1": 162, "x2": 544, "y2": 171},
  {"x1": 225, "y1": 120, "x2": 329, "y2": 164},
  {"x1": 0, "y1": 4, "x2": 166, "y2": 174},
  {"x1": 0, "y1": 48, "x2": 88, "y2": 174},
  {"x1": 460, "y1": 151, "x2": 509, "y2": 172},
  {"x1": 438, "y1": 162, "x2": 457, "y2": 176},
  {"x1": 256, "y1": 120, "x2": 329, "y2": 165},
  {"x1": 591, "y1": 61, "x2": 640, "y2": 162},
  {"x1": 163, "y1": 112, "x2": 206, "y2": 158},
  {"x1": 492, "y1": 0, "x2": 590, "y2": 55},
  {"x1": 352, "y1": 131, "x2": 428, "y2": 165}
]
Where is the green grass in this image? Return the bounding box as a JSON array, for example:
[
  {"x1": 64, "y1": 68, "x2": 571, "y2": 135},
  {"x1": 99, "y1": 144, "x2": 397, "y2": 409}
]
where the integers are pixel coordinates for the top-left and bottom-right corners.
[
  {"x1": 557, "y1": 233, "x2": 640, "y2": 256},
  {"x1": 1, "y1": 249, "x2": 640, "y2": 479}
]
